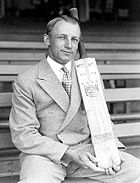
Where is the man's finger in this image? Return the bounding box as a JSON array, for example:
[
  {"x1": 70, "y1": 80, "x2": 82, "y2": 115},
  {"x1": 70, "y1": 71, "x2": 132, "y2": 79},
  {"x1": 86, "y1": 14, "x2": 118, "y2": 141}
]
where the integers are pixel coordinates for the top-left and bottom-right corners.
[
  {"x1": 113, "y1": 164, "x2": 121, "y2": 172},
  {"x1": 108, "y1": 168, "x2": 116, "y2": 175},
  {"x1": 88, "y1": 153, "x2": 98, "y2": 164},
  {"x1": 86, "y1": 161, "x2": 105, "y2": 172}
]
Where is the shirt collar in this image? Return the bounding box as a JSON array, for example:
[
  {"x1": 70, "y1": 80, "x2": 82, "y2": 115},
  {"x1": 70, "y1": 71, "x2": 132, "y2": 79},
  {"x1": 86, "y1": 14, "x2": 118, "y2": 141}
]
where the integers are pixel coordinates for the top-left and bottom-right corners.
[{"x1": 47, "y1": 56, "x2": 72, "y2": 73}]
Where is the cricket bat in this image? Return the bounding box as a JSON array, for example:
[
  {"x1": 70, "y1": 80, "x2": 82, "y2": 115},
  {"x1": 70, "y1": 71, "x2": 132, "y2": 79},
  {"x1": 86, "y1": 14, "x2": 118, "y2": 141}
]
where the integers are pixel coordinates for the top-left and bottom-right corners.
[{"x1": 70, "y1": 8, "x2": 121, "y2": 169}]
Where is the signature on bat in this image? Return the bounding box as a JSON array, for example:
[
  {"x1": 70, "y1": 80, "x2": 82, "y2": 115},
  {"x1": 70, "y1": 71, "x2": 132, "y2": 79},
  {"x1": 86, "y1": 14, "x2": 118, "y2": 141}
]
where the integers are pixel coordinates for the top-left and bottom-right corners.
[{"x1": 84, "y1": 82, "x2": 99, "y2": 97}]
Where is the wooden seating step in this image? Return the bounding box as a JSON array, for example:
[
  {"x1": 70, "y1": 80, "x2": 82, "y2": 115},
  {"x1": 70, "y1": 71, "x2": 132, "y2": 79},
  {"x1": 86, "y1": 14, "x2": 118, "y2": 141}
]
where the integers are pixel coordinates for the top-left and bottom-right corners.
[
  {"x1": 1, "y1": 41, "x2": 140, "y2": 51},
  {"x1": 1, "y1": 52, "x2": 140, "y2": 65},
  {"x1": 0, "y1": 53, "x2": 140, "y2": 181}
]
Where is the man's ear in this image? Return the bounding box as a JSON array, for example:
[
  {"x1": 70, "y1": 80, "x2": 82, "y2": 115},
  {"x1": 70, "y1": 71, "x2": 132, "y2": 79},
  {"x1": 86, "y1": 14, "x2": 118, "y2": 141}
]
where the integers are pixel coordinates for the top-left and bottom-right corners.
[{"x1": 44, "y1": 34, "x2": 50, "y2": 46}]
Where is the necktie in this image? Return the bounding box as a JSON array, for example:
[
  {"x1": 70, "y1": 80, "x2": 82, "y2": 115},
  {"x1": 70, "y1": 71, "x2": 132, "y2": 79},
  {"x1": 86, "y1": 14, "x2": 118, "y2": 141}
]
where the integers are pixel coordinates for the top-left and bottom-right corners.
[{"x1": 61, "y1": 66, "x2": 72, "y2": 97}]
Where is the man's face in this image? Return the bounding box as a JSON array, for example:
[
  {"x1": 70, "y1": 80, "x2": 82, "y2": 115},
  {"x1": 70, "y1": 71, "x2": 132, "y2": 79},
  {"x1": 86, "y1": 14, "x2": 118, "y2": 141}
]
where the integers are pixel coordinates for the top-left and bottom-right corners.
[{"x1": 47, "y1": 20, "x2": 81, "y2": 65}]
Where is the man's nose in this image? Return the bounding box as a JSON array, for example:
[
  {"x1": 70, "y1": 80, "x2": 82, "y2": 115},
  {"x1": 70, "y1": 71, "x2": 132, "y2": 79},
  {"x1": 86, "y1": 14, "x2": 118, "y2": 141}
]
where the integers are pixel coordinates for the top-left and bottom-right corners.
[{"x1": 65, "y1": 38, "x2": 72, "y2": 48}]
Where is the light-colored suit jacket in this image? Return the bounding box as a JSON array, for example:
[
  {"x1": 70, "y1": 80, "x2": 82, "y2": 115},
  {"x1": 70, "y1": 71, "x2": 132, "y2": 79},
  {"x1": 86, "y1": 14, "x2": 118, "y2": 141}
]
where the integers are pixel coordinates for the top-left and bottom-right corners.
[{"x1": 9, "y1": 59, "x2": 123, "y2": 165}]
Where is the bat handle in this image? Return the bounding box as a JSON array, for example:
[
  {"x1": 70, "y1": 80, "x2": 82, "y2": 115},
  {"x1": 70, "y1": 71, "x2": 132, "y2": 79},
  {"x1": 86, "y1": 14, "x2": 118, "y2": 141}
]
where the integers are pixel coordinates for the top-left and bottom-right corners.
[
  {"x1": 69, "y1": 8, "x2": 79, "y2": 20},
  {"x1": 69, "y1": 8, "x2": 88, "y2": 59}
]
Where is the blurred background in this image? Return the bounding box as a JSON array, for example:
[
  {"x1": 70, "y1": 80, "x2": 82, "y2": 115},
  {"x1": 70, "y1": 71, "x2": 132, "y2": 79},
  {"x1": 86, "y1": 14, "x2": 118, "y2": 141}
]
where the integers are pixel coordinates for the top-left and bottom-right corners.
[
  {"x1": 1, "y1": 0, "x2": 140, "y2": 42},
  {"x1": 0, "y1": 0, "x2": 139, "y2": 22}
]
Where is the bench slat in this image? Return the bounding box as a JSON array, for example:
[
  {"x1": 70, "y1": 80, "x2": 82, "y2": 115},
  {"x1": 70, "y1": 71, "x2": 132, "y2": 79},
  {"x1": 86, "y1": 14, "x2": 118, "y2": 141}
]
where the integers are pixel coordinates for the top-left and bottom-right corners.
[
  {"x1": 85, "y1": 42, "x2": 140, "y2": 51},
  {"x1": 0, "y1": 41, "x2": 46, "y2": 49},
  {"x1": 0, "y1": 65, "x2": 32, "y2": 75},
  {"x1": 0, "y1": 76, "x2": 17, "y2": 82},
  {"x1": 111, "y1": 113, "x2": 140, "y2": 121},
  {"x1": 98, "y1": 65, "x2": 140, "y2": 74},
  {"x1": 1, "y1": 65, "x2": 140, "y2": 81},
  {"x1": 0, "y1": 133, "x2": 14, "y2": 150},
  {"x1": 1, "y1": 113, "x2": 140, "y2": 128},
  {"x1": 0, "y1": 53, "x2": 45, "y2": 61},
  {"x1": 0, "y1": 88, "x2": 140, "y2": 107},
  {"x1": 115, "y1": 122, "x2": 140, "y2": 138},
  {"x1": 88, "y1": 52, "x2": 140, "y2": 61},
  {"x1": 0, "y1": 64, "x2": 140, "y2": 75},
  {"x1": 1, "y1": 41, "x2": 140, "y2": 51},
  {"x1": 0, "y1": 122, "x2": 140, "y2": 150},
  {"x1": 0, "y1": 93, "x2": 12, "y2": 107},
  {"x1": 105, "y1": 88, "x2": 140, "y2": 102},
  {"x1": 0, "y1": 52, "x2": 140, "y2": 62}
]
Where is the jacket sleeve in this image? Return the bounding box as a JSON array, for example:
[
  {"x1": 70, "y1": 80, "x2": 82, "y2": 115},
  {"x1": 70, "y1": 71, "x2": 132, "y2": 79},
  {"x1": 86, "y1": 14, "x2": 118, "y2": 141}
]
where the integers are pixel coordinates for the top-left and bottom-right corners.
[{"x1": 9, "y1": 75, "x2": 69, "y2": 164}]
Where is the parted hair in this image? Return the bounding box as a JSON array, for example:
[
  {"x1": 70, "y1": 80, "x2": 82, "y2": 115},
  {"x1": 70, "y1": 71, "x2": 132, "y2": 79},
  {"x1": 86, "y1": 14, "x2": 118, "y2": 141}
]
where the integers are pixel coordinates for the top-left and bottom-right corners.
[{"x1": 45, "y1": 15, "x2": 80, "y2": 36}]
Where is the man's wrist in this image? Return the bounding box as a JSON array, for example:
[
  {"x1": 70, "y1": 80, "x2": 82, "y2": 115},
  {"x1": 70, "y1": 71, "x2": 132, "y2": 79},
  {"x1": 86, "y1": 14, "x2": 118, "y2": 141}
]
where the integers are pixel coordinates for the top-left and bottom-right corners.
[
  {"x1": 60, "y1": 147, "x2": 72, "y2": 166},
  {"x1": 61, "y1": 148, "x2": 73, "y2": 161}
]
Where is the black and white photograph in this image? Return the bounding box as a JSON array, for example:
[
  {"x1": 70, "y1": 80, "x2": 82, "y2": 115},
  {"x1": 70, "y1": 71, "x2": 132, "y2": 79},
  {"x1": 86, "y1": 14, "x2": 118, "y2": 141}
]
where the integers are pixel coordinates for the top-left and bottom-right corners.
[{"x1": 0, "y1": 0, "x2": 140, "y2": 182}]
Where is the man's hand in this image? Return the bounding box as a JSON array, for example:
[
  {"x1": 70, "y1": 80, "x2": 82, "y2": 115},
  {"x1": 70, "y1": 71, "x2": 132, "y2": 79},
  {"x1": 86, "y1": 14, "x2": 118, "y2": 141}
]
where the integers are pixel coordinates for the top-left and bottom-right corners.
[
  {"x1": 105, "y1": 151, "x2": 125, "y2": 175},
  {"x1": 62, "y1": 148, "x2": 105, "y2": 173},
  {"x1": 62, "y1": 149, "x2": 125, "y2": 175}
]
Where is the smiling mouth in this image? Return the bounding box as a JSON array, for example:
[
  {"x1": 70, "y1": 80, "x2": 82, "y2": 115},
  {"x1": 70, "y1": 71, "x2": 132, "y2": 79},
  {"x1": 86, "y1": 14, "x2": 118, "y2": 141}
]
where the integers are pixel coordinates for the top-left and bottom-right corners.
[{"x1": 62, "y1": 50, "x2": 73, "y2": 54}]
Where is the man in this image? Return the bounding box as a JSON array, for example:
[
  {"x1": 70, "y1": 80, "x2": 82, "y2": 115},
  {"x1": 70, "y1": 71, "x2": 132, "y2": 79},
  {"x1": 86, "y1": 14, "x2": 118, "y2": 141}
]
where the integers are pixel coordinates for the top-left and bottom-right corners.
[{"x1": 10, "y1": 15, "x2": 140, "y2": 183}]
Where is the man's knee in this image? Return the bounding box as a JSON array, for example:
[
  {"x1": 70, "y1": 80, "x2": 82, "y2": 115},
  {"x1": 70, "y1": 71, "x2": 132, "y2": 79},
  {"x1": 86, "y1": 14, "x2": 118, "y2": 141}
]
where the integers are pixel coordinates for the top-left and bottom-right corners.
[{"x1": 19, "y1": 154, "x2": 66, "y2": 183}]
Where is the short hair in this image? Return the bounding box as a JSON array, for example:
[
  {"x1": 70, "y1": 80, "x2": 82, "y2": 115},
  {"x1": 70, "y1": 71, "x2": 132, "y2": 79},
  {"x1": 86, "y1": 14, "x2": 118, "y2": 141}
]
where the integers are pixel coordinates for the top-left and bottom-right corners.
[{"x1": 45, "y1": 15, "x2": 80, "y2": 36}]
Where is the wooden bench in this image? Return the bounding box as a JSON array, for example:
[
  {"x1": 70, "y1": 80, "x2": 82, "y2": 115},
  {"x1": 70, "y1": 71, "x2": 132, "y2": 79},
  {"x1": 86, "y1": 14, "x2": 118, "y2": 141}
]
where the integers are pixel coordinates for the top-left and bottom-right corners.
[
  {"x1": 1, "y1": 41, "x2": 140, "y2": 54},
  {"x1": 1, "y1": 52, "x2": 140, "y2": 67},
  {"x1": 0, "y1": 63, "x2": 140, "y2": 182},
  {"x1": 0, "y1": 41, "x2": 140, "y2": 66},
  {"x1": 1, "y1": 41, "x2": 140, "y2": 51},
  {"x1": 0, "y1": 41, "x2": 140, "y2": 182},
  {"x1": 1, "y1": 21, "x2": 140, "y2": 43}
]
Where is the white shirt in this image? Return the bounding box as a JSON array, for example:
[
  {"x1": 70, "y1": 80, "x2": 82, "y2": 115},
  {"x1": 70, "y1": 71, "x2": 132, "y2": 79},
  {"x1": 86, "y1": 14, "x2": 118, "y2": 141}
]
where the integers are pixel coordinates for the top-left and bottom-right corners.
[{"x1": 47, "y1": 56, "x2": 72, "y2": 83}]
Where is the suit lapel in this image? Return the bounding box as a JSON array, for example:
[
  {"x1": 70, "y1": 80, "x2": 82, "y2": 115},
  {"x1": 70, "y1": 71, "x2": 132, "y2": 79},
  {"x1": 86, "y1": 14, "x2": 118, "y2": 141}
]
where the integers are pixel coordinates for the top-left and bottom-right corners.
[
  {"x1": 58, "y1": 61, "x2": 82, "y2": 132},
  {"x1": 37, "y1": 59, "x2": 69, "y2": 112}
]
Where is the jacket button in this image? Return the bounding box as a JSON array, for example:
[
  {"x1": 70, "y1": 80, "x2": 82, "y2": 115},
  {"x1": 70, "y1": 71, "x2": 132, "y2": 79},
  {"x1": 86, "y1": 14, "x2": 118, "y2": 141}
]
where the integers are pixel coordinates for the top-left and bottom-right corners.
[
  {"x1": 79, "y1": 128, "x2": 84, "y2": 132},
  {"x1": 48, "y1": 110, "x2": 53, "y2": 114}
]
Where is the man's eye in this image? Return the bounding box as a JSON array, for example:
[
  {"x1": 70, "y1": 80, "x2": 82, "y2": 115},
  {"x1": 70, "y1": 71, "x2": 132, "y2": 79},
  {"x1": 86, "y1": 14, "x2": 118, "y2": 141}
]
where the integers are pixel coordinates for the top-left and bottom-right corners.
[
  {"x1": 58, "y1": 36, "x2": 65, "y2": 40},
  {"x1": 72, "y1": 38, "x2": 79, "y2": 43}
]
